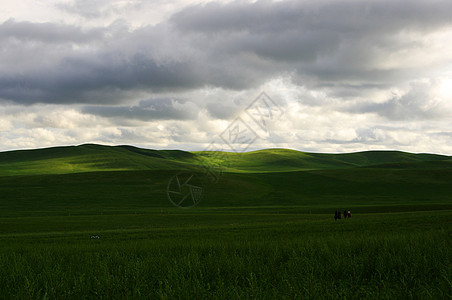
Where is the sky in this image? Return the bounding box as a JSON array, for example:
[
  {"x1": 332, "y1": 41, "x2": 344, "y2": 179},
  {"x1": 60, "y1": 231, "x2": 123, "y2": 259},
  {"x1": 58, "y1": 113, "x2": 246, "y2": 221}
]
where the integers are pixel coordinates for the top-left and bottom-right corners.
[{"x1": 0, "y1": 0, "x2": 451, "y2": 154}]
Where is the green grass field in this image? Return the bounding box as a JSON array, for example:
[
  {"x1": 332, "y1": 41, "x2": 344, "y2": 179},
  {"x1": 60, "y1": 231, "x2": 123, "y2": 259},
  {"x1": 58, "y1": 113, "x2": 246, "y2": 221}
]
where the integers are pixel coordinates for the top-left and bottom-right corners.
[{"x1": 0, "y1": 144, "x2": 451, "y2": 298}]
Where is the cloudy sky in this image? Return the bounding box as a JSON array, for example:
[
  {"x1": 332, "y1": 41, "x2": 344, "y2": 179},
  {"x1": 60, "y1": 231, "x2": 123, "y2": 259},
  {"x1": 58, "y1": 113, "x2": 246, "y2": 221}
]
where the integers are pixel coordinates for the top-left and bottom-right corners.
[{"x1": 0, "y1": 0, "x2": 451, "y2": 154}]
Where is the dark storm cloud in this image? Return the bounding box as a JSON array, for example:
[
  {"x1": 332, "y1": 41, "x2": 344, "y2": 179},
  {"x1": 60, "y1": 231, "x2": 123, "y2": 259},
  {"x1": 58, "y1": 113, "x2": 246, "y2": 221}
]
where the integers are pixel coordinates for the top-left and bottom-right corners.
[
  {"x1": 171, "y1": 0, "x2": 452, "y2": 61},
  {"x1": 0, "y1": 52, "x2": 205, "y2": 104},
  {"x1": 1, "y1": 0, "x2": 451, "y2": 106},
  {"x1": 172, "y1": 0, "x2": 452, "y2": 91},
  {"x1": 172, "y1": 0, "x2": 452, "y2": 35}
]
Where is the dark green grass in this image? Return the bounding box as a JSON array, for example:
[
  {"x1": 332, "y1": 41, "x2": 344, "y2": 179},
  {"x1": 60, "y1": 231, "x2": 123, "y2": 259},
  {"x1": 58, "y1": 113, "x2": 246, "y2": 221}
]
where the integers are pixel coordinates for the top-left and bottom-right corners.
[
  {"x1": 0, "y1": 145, "x2": 451, "y2": 298},
  {"x1": 0, "y1": 211, "x2": 450, "y2": 299},
  {"x1": 1, "y1": 166, "x2": 451, "y2": 217},
  {"x1": 0, "y1": 168, "x2": 451, "y2": 298}
]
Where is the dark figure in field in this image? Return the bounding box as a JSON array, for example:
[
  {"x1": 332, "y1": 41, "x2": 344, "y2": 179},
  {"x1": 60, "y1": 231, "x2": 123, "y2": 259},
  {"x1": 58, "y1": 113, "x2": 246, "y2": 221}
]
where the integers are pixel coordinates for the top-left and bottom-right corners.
[
  {"x1": 337, "y1": 210, "x2": 341, "y2": 219},
  {"x1": 348, "y1": 210, "x2": 351, "y2": 218},
  {"x1": 343, "y1": 210, "x2": 348, "y2": 219},
  {"x1": 334, "y1": 211, "x2": 338, "y2": 221}
]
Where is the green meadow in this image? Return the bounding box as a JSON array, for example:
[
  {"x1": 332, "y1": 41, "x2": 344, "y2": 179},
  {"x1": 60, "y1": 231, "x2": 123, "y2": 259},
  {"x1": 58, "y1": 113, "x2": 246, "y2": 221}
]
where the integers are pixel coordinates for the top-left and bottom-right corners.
[{"x1": 0, "y1": 144, "x2": 451, "y2": 298}]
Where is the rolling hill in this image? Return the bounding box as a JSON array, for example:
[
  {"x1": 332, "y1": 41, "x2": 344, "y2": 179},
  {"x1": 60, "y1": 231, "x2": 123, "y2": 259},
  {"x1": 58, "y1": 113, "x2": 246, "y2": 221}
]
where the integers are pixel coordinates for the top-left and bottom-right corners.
[
  {"x1": 0, "y1": 144, "x2": 198, "y2": 176},
  {"x1": 0, "y1": 144, "x2": 450, "y2": 214},
  {"x1": 0, "y1": 143, "x2": 450, "y2": 176}
]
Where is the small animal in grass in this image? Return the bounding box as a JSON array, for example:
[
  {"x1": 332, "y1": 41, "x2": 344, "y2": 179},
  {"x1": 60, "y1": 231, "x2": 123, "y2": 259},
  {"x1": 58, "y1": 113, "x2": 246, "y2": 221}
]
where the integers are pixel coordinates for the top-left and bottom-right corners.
[{"x1": 90, "y1": 235, "x2": 100, "y2": 239}]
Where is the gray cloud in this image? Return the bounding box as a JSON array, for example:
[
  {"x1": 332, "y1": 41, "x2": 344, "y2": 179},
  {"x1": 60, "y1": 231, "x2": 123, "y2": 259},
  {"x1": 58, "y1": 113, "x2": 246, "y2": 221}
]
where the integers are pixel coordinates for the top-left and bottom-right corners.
[
  {"x1": 1, "y1": 0, "x2": 451, "y2": 106},
  {"x1": 171, "y1": 0, "x2": 452, "y2": 67},
  {"x1": 0, "y1": 49, "x2": 206, "y2": 104},
  {"x1": 0, "y1": 0, "x2": 451, "y2": 160},
  {"x1": 171, "y1": 0, "x2": 452, "y2": 34},
  {"x1": 56, "y1": 0, "x2": 119, "y2": 19},
  {"x1": 344, "y1": 80, "x2": 451, "y2": 120},
  {"x1": 82, "y1": 98, "x2": 199, "y2": 121},
  {"x1": 206, "y1": 102, "x2": 238, "y2": 119},
  {"x1": 0, "y1": 19, "x2": 105, "y2": 43},
  {"x1": 0, "y1": 0, "x2": 450, "y2": 154}
]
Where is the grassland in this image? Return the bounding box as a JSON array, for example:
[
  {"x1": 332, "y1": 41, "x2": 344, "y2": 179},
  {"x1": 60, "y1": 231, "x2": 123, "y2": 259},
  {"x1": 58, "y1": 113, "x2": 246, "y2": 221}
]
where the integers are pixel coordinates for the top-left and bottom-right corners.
[{"x1": 0, "y1": 144, "x2": 451, "y2": 298}]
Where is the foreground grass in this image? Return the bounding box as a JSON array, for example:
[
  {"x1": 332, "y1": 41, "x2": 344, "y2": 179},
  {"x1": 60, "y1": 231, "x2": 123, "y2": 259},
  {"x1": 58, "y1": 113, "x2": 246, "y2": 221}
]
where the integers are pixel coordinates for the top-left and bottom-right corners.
[
  {"x1": 0, "y1": 210, "x2": 450, "y2": 299},
  {"x1": 0, "y1": 158, "x2": 450, "y2": 298}
]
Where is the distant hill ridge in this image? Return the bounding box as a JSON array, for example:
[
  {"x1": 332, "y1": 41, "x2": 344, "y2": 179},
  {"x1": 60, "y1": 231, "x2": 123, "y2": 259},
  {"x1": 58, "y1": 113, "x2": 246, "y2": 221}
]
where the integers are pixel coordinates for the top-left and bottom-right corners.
[{"x1": 0, "y1": 144, "x2": 450, "y2": 176}]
